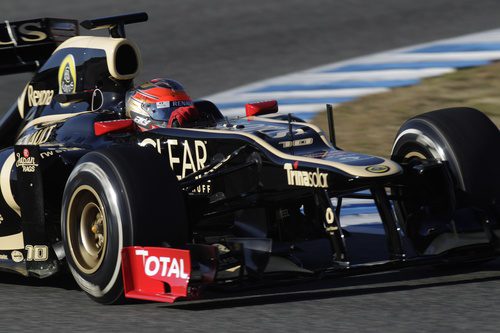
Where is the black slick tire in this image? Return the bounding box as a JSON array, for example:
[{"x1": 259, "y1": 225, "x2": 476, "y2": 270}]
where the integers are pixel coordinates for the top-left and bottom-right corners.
[
  {"x1": 61, "y1": 145, "x2": 188, "y2": 304},
  {"x1": 392, "y1": 107, "x2": 499, "y2": 201}
]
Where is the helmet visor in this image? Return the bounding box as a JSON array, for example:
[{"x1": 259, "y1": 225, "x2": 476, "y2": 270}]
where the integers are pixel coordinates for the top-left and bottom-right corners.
[{"x1": 146, "y1": 100, "x2": 193, "y2": 122}]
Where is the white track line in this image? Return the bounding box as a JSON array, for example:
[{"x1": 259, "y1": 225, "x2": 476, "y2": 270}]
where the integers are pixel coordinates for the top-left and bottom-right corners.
[
  {"x1": 217, "y1": 88, "x2": 389, "y2": 103},
  {"x1": 323, "y1": 51, "x2": 500, "y2": 65},
  {"x1": 206, "y1": 29, "x2": 500, "y2": 105},
  {"x1": 272, "y1": 68, "x2": 456, "y2": 82},
  {"x1": 209, "y1": 69, "x2": 455, "y2": 103}
]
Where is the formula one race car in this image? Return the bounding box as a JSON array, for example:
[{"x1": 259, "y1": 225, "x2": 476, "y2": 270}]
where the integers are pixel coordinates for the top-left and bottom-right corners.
[{"x1": 0, "y1": 13, "x2": 498, "y2": 304}]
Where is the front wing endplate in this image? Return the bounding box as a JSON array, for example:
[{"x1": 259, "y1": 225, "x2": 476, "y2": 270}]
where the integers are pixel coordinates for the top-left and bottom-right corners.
[{"x1": 121, "y1": 246, "x2": 191, "y2": 303}]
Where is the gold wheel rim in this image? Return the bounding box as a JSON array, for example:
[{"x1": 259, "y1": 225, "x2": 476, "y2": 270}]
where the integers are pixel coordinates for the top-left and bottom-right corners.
[
  {"x1": 67, "y1": 185, "x2": 107, "y2": 274},
  {"x1": 404, "y1": 151, "x2": 427, "y2": 160}
]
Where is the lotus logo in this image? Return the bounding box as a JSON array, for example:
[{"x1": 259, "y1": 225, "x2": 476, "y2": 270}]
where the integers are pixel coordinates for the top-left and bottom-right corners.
[
  {"x1": 58, "y1": 54, "x2": 76, "y2": 95},
  {"x1": 365, "y1": 165, "x2": 390, "y2": 173}
]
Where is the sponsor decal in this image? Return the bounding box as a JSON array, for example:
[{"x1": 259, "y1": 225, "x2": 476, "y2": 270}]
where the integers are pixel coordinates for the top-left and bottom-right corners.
[
  {"x1": 284, "y1": 162, "x2": 328, "y2": 188},
  {"x1": 134, "y1": 249, "x2": 189, "y2": 279},
  {"x1": 277, "y1": 208, "x2": 290, "y2": 219},
  {"x1": 270, "y1": 128, "x2": 305, "y2": 139},
  {"x1": 134, "y1": 116, "x2": 151, "y2": 127},
  {"x1": 58, "y1": 54, "x2": 76, "y2": 95},
  {"x1": 15, "y1": 149, "x2": 38, "y2": 173},
  {"x1": 325, "y1": 207, "x2": 338, "y2": 232},
  {"x1": 365, "y1": 165, "x2": 390, "y2": 173},
  {"x1": 156, "y1": 100, "x2": 192, "y2": 109},
  {"x1": 25, "y1": 245, "x2": 48, "y2": 261},
  {"x1": 27, "y1": 85, "x2": 53, "y2": 107},
  {"x1": 139, "y1": 138, "x2": 162, "y2": 154},
  {"x1": 0, "y1": 254, "x2": 7, "y2": 260},
  {"x1": 166, "y1": 139, "x2": 207, "y2": 179},
  {"x1": 122, "y1": 246, "x2": 191, "y2": 302},
  {"x1": 325, "y1": 207, "x2": 334, "y2": 224},
  {"x1": 19, "y1": 125, "x2": 56, "y2": 145},
  {"x1": 11, "y1": 250, "x2": 23, "y2": 263},
  {"x1": 40, "y1": 151, "x2": 54, "y2": 159},
  {"x1": 171, "y1": 100, "x2": 192, "y2": 107},
  {"x1": 156, "y1": 101, "x2": 169, "y2": 108},
  {"x1": 278, "y1": 137, "x2": 313, "y2": 148},
  {"x1": 16, "y1": 22, "x2": 48, "y2": 42},
  {"x1": 0, "y1": 21, "x2": 48, "y2": 47},
  {"x1": 139, "y1": 138, "x2": 211, "y2": 193}
]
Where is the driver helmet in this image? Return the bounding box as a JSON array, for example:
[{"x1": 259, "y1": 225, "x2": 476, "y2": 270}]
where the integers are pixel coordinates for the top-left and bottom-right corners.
[{"x1": 126, "y1": 78, "x2": 193, "y2": 130}]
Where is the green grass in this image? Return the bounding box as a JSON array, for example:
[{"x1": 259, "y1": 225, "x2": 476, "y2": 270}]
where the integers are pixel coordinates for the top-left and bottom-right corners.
[{"x1": 311, "y1": 62, "x2": 500, "y2": 157}]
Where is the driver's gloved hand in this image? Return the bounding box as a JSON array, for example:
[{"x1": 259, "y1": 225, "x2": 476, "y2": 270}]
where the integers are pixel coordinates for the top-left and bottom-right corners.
[{"x1": 168, "y1": 106, "x2": 200, "y2": 128}]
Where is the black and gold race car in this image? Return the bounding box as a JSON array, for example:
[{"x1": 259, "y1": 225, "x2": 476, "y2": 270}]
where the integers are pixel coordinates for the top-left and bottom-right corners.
[{"x1": 0, "y1": 13, "x2": 498, "y2": 304}]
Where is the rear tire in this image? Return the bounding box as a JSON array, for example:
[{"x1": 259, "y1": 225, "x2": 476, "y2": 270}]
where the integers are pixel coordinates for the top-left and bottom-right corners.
[{"x1": 61, "y1": 146, "x2": 188, "y2": 304}]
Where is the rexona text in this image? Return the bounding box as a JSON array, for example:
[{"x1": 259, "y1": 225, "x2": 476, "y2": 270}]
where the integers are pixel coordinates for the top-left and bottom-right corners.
[{"x1": 27, "y1": 85, "x2": 53, "y2": 107}]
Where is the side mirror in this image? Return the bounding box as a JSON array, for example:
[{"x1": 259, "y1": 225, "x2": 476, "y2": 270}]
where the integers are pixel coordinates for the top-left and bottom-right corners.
[
  {"x1": 54, "y1": 88, "x2": 103, "y2": 111},
  {"x1": 245, "y1": 100, "x2": 278, "y2": 117}
]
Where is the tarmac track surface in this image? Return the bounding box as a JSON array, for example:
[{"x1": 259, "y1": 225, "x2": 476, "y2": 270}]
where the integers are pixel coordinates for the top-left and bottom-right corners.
[{"x1": 2, "y1": 1, "x2": 500, "y2": 331}]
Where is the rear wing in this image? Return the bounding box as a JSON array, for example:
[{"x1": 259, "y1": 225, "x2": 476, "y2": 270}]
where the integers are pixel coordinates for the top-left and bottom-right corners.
[{"x1": 0, "y1": 18, "x2": 79, "y2": 75}]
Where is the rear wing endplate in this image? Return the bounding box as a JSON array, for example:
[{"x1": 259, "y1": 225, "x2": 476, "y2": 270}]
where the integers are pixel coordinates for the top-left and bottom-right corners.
[{"x1": 0, "y1": 18, "x2": 79, "y2": 75}]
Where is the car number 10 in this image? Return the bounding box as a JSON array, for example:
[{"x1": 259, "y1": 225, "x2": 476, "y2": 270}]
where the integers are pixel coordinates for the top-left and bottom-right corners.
[{"x1": 25, "y1": 245, "x2": 49, "y2": 261}]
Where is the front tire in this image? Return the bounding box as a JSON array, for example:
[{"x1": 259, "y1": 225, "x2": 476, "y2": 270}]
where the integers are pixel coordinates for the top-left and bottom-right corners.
[
  {"x1": 61, "y1": 146, "x2": 188, "y2": 304},
  {"x1": 392, "y1": 107, "x2": 499, "y2": 200},
  {"x1": 391, "y1": 107, "x2": 500, "y2": 254}
]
